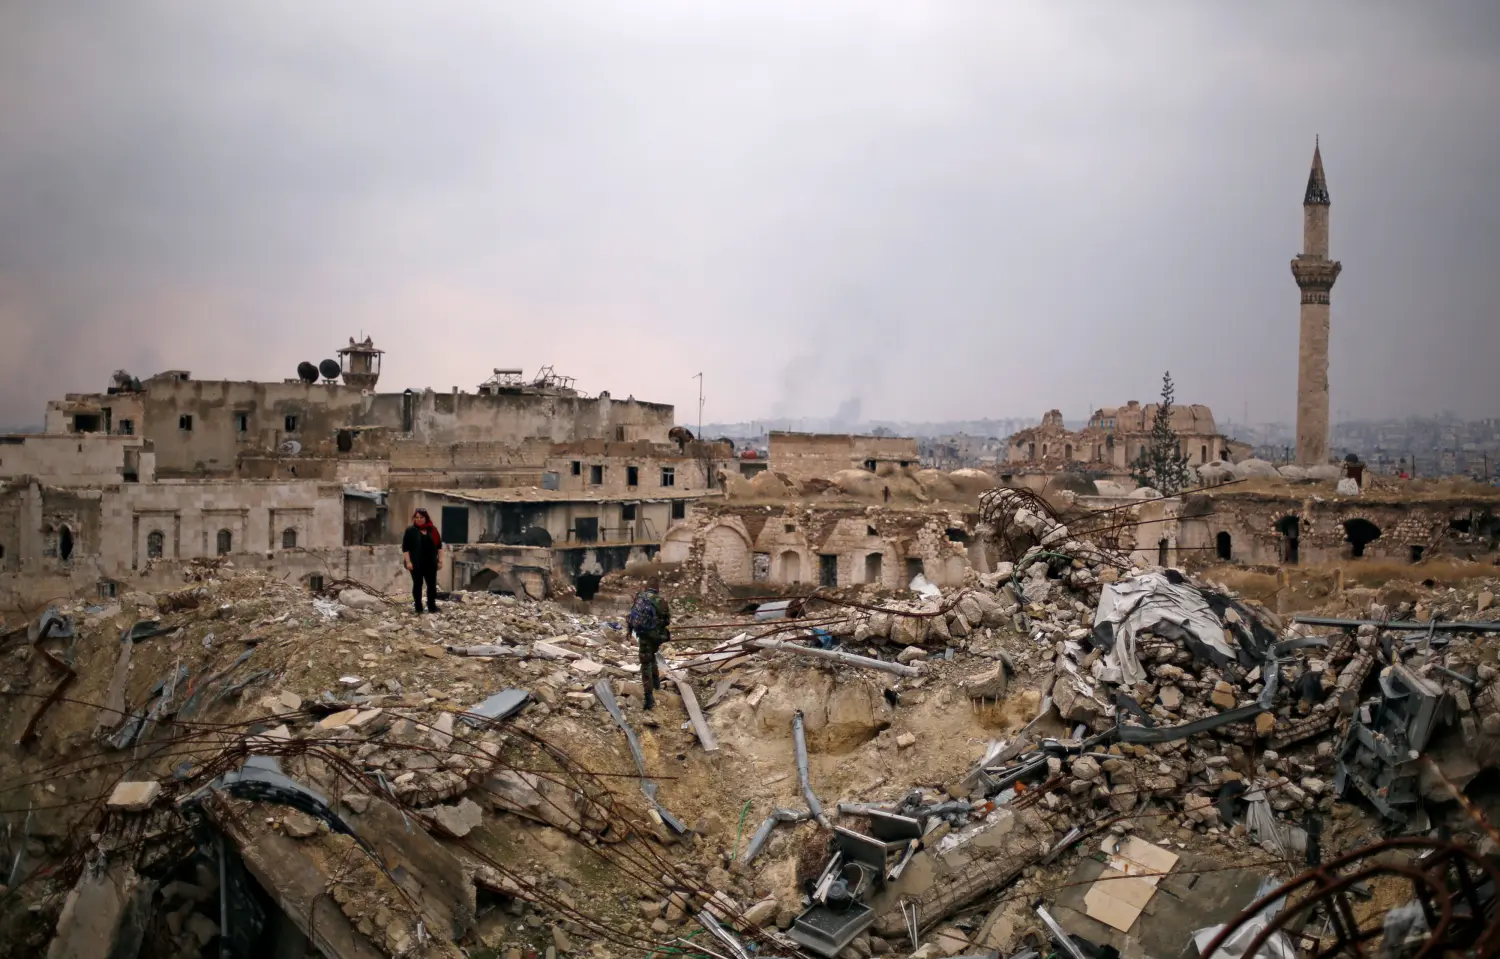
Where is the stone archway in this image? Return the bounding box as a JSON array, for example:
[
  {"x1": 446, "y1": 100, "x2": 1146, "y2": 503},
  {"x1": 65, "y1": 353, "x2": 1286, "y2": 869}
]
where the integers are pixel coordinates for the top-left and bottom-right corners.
[
  {"x1": 704, "y1": 524, "x2": 752, "y2": 583},
  {"x1": 660, "y1": 525, "x2": 694, "y2": 565},
  {"x1": 1275, "y1": 514, "x2": 1301, "y2": 564},
  {"x1": 778, "y1": 550, "x2": 802, "y2": 584},
  {"x1": 1344, "y1": 518, "x2": 1381, "y2": 558},
  {"x1": 1215, "y1": 531, "x2": 1232, "y2": 561}
]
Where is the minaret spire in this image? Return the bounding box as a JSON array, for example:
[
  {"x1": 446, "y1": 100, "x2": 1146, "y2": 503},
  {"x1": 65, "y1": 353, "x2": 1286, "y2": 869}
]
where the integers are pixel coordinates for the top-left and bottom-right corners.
[{"x1": 1304, "y1": 136, "x2": 1330, "y2": 205}]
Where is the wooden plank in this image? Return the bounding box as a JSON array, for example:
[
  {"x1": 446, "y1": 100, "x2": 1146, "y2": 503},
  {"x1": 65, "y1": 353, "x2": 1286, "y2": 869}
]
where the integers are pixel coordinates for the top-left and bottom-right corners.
[{"x1": 658, "y1": 656, "x2": 719, "y2": 753}]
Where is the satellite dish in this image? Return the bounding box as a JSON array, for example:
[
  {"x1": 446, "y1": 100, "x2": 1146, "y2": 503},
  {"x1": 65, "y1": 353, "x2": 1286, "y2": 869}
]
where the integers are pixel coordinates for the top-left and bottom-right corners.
[
  {"x1": 318, "y1": 358, "x2": 341, "y2": 381},
  {"x1": 278, "y1": 440, "x2": 302, "y2": 455},
  {"x1": 297, "y1": 361, "x2": 318, "y2": 384}
]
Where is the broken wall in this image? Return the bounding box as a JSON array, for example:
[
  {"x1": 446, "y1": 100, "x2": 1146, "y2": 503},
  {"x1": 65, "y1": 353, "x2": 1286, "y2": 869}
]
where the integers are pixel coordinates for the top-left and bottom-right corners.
[
  {"x1": 52, "y1": 379, "x2": 675, "y2": 476},
  {"x1": 0, "y1": 434, "x2": 155, "y2": 485},
  {"x1": 768, "y1": 432, "x2": 920, "y2": 484}
]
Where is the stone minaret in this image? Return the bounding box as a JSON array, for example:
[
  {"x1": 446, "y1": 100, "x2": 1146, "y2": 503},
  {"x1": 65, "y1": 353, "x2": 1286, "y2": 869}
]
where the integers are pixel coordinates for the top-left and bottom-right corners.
[{"x1": 1291, "y1": 139, "x2": 1341, "y2": 466}]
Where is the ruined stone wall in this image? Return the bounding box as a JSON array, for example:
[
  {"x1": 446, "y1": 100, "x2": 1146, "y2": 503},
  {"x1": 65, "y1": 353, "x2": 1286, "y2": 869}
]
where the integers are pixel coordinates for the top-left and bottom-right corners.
[
  {"x1": 0, "y1": 478, "x2": 345, "y2": 581},
  {"x1": 1177, "y1": 493, "x2": 1498, "y2": 565},
  {"x1": 50, "y1": 379, "x2": 675, "y2": 476},
  {"x1": 544, "y1": 440, "x2": 733, "y2": 495},
  {"x1": 767, "y1": 432, "x2": 920, "y2": 484},
  {"x1": 0, "y1": 434, "x2": 155, "y2": 485},
  {"x1": 671, "y1": 503, "x2": 973, "y2": 589}
]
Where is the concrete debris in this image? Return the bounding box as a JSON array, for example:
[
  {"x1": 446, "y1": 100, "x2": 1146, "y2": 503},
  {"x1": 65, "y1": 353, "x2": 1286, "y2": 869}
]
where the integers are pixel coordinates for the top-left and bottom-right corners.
[
  {"x1": 106, "y1": 780, "x2": 162, "y2": 812},
  {"x1": 4, "y1": 500, "x2": 1497, "y2": 959}
]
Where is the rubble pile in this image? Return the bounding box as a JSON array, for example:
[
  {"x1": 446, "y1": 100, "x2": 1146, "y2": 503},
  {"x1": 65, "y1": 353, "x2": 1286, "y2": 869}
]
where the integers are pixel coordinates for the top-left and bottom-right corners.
[{"x1": 4, "y1": 536, "x2": 1500, "y2": 959}]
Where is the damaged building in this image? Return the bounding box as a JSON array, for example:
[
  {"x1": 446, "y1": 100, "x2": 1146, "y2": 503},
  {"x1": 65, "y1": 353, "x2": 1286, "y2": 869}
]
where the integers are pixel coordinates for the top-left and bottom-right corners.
[{"x1": 2, "y1": 341, "x2": 723, "y2": 607}]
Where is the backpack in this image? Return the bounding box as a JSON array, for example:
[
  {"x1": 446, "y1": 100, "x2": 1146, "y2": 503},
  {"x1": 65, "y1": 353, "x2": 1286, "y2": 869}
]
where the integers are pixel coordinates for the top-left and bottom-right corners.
[{"x1": 627, "y1": 592, "x2": 661, "y2": 635}]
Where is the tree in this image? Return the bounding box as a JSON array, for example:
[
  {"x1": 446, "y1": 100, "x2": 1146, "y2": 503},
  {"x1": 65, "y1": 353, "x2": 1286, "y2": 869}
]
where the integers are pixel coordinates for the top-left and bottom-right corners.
[{"x1": 1131, "y1": 371, "x2": 1191, "y2": 495}]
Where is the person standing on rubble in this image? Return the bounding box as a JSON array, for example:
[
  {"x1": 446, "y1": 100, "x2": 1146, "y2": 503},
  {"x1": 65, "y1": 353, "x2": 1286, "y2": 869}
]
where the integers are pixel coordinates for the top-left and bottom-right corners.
[
  {"x1": 627, "y1": 576, "x2": 671, "y2": 709},
  {"x1": 402, "y1": 508, "x2": 444, "y2": 615}
]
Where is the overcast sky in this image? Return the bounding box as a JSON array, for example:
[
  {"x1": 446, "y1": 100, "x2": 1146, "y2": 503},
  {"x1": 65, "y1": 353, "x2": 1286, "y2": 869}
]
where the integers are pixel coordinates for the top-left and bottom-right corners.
[{"x1": 2, "y1": 2, "x2": 1497, "y2": 431}]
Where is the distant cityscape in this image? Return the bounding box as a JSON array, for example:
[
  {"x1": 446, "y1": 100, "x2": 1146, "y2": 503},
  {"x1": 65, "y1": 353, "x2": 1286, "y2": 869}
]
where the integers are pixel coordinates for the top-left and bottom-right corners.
[{"x1": 704, "y1": 414, "x2": 1500, "y2": 480}]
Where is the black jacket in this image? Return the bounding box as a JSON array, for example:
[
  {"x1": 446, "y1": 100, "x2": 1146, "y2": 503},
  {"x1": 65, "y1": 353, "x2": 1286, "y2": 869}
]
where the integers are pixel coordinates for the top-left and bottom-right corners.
[{"x1": 402, "y1": 525, "x2": 441, "y2": 571}]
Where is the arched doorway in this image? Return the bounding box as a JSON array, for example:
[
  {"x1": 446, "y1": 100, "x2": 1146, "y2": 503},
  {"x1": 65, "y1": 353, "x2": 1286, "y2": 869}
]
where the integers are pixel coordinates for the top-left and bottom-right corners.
[
  {"x1": 1276, "y1": 515, "x2": 1301, "y2": 564},
  {"x1": 59, "y1": 526, "x2": 74, "y2": 562},
  {"x1": 864, "y1": 552, "x2": 883, "y2": 584},
  {"x1": 778, "y1": 550, "x2": 802, "y2": 583},
  {"x1": 1344, "y1": 518, "x2": 1381, "y2": 558},
  {"x1": 1215, "y1": 531, "x2": 1232, "y2": 561}
]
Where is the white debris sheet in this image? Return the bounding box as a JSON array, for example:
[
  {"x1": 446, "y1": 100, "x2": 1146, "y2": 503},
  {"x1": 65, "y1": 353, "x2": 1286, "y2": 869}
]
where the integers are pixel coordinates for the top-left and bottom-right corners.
[{"x1": 1093, "y1": 571, "x2": 1236, "y2": 684}]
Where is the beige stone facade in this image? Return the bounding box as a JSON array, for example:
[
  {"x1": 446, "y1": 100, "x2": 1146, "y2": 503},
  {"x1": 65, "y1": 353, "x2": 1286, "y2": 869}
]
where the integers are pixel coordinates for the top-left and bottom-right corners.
[
  {"x1": 767, "y1": 431, "x2": 920, "y2": 484},
  {"x1": 661, "y1": 502, "x2": 977, "y2": 590}
]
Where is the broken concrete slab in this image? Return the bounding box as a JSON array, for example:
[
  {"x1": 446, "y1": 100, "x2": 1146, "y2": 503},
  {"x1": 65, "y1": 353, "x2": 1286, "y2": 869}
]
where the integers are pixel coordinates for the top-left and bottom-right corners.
[
  {"x1": 429, "y1": 798, "x2": 484, "y2": 838},
  {"x1": 106, "y1": 780, "x2": 162, "y2": 812},
  {"x1": 45, "y1": 862, "x2": 155, "y2": 959}
]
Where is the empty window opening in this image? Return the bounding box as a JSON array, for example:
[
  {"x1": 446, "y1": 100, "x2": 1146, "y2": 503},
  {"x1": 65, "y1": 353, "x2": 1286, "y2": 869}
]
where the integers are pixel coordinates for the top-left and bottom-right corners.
[
  {"x1": 626, "y1": 466, "x2": 639, "y2": 487},
  {"x1": 147, "y1": 530, "x2": 164, "y2": 559},
  {"x1": 866, "y1": 525, "x2": 879, "y2": 537},
  {"x1": 864, "y1": 552, "x2": 883, "y2": 584},
  {"x1": 336, "y1": 430, "x2": 353, "y2": 452},
  {"x1": 216, "y1": 529, "x2": 232, "y2": 555},
  {"x1": 98, "y1": 581, "x2": 116, "y2": 600},
  {"x1": 1410, "y1": 544, "x2": 1425, "y2": 563},
  {"x1": 281, "y1": 528, "x2": 298, "y2": 549},
  {"x1": 1276, "y1": 515, "x2": 1301, "y2": 565},
  {"x1": 570, "y1": 460, "x2": 582, "y2": 476},
  {"x1": 1028, "y1": 443, "x2": 1036, "y2": 459},
  {"x1": 819, "y1": 554, "x2": 838, "y2": 587},
  {"x1": 1201, "y1": 444, "x2": 1208, "y2": 463},
  {"x1": 284, "y1": 415, "x2": 299, "y2": 433},
  {"x1": 73, "y1": 414, "x2": 101, "y2": 433},
  {"x1": 308, "y1": 574, "x2": 325, "y2": 592},
  {"x1": 235, "y1": 412, "x2": 250, "y2": 433},
  {"x1": 179, "y1": 414, "x2": 193, "y2": 431},
  {"x1": 1344, "y1": 518, "x2": 1381, "y2": 559},
  {"x1": 1041, "y1": 443, "x2": 1048, "y2": 457},
  {"x1": 1215, "y1": 531, "x2": 1232, "y2": 561},
  {"x1": 784, "y1": 523, "x2": 796, "y2": 533},
  {"x1": 621, "y1": 503, "x2": 637, "y2": 521},
  {"x1": 0, "y1": 543, "x2": 5, "y2": 561},
  {"x1": 671, "y1": 500, "x2": 686, "y2": 520},
  {"x1": 864, "y1": 459, "x2": 877, "y2": 472},
  {"x1": 589, "y1": 465, "x2": 604, "y2": 485},
  {"x1": 660, "y1": 466, "x2": 675, "y2": 487},
  {"x1": 59, "y1": 526, "x2": 74, "y2": 562},
  {"x1": 118, "y1": 419, "x2": 135, "y2": 435},
  {"x1": 945, "y1": 528, "x2": 969, "y2": 543},
  {"x1": 1449, "y1": 517, "x2": 1472, "y2": 534},
  {"x1": 1157, "y1": 538, "x2": 1169, "y2": 566}
]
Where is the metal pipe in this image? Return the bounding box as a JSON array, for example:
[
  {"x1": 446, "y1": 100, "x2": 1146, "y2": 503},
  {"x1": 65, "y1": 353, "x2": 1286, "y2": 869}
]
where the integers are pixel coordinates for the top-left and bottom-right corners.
[
  {"x1": 793, "y1": 711, "x2": 830, "y2": 827},
  {"x1": 1292, "y1": 616, "x2": 1500, "y2": 633}
]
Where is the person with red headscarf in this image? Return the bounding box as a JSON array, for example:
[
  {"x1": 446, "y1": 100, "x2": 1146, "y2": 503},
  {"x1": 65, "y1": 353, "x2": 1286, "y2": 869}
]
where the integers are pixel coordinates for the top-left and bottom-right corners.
[{"x1": 402, "y1": 508, "x2": 444, "y2": 614}]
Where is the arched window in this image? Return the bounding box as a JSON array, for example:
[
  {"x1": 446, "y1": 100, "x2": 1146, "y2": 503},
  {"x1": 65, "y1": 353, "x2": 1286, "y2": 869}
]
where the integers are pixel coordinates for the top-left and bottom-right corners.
[
  {"x1": 216, "y1": 529, "x2": 233, "y2": 555},
  {"x1": 281, "y1": 528, "x2": 298, "y2": 549},
  {"x1": 1201, "y1": 445, "x2": 1208, "y2": 463},
  {"x1": 146, "y1": 530, "x2": 165, "y2": 559}
]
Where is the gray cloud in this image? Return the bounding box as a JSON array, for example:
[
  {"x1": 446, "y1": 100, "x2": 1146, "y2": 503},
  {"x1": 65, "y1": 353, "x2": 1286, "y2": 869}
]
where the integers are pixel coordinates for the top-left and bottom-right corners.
[{"x1": 2, "y1": 1, "x2": 1497, "y2": 429}]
